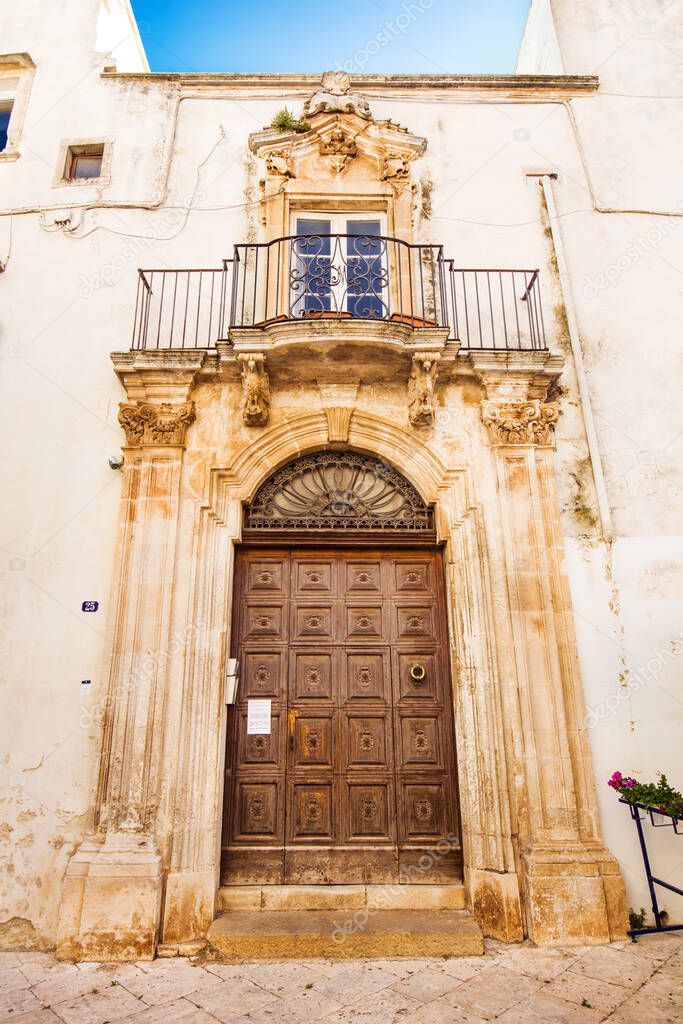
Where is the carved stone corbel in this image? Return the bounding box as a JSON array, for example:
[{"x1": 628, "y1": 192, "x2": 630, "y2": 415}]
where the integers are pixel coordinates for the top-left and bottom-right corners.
[
  {"x1": 481, "y1": 399, "x2": 559, "y2": 446},
  {"x1": 408, "y1": 352, "x2": 441, "y2": 427},
  {"x1": 380, "y1": 152, "x2": 411, "y2": 182},
  {"x1": 239, "y1": 353, "x2": 271, "y2": 426},
  {"x1": 118, "y1": 402, "x2": 195, "y2": 447},
  {"x1": 265, "y1": 149, "x2": 294, "y2": 178}
]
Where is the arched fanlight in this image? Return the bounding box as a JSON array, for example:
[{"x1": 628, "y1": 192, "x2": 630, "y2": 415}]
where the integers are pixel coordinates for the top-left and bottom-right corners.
[{"x1": 245, "y1": 450, "x2": 433, "y2": 531}]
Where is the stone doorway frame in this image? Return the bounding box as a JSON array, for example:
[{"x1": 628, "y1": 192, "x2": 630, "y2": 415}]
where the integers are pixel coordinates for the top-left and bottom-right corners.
[{"x1": 57, "y1": 353, "x2": 627, "y2": 960}]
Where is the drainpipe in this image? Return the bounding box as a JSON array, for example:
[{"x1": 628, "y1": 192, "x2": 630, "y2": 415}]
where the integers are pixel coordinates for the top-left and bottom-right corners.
[{"x1": 537, "y1": 173, "x2": 614, "y2": 543}]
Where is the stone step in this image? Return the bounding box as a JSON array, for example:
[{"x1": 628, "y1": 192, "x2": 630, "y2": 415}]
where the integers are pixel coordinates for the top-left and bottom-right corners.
[
  {"x1": 217, "y1": 883, "x2": 466, "y2": 913},
  {"x1": 207, "y1": 908, "x2": 483, "y2": 960}
]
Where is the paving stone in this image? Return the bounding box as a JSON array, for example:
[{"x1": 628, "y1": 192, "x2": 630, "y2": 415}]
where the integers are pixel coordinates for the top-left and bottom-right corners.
[
  {"x1": 434, "y1": 956, "x2": 489, "y2": 981},
  {"x1": 495, "y1": 990, "x2": 605, "y2": 1023},
  {"x1": 186, "y1": 978, "x2": 278, "y2": 1020},
  {"x1": 546, "y1": 969, "x2": 631, "y2": 1015},
  {"x1": 120, "y1": 960, "x2": 222, "y2": 1005},
  {"x1": 603, "y1": 991, "x2": 683, "y2": 1024},
  {"x1": 244, "y1": 988, "x2": 343, "y2": 1023},
  {"x1": 245, "y1": 961, "x2": 330, "y2": 996},
  {"x1": 638, "y1": 967, "x2": 683, "y2": 1004},
  {"x1": 0, "y1": 986, "x2": 45, "y2": 1022},
  {"x1": 442, "y1": 964, "x2": 541, "y2": 1018},
  {"x1": 388, "y1": 966, "x2": 465, "y2": 1003},
  {"x1": 402, "y1": 997, "x2": 488, "y2": 1024},
  {"x1": 49, "y1": 984, "x2": 143, "y2": 1024},
  {"x1": 2, "y1": 940, "x2": 680, "y2": 1024},
  {"x1": 0, "y1": 954, "x2": 22, "y2": 968},
  {"x1": 19, "y1": 960, "x2": 87, "y2": 987},
  {"x1": 570, "y1": 944, "x2": 661, "y2": 988},
  {"x1": 313, "y1": 963, "x2": 397, "y2": 1003},
  {"x1": 322, "y1": 986, "x2": 422, "y2": 1024},
  {"x1": 116, "y1": 997, "x2": 221, "y2": 1024},
  {"x1": 627, "y1": 935, "x2": 683, "y2": 960},
  {"x1": 7, "y1": 1010, "x2": 64, "y2": 1024},
  {"x1": 0, "y1": 966, "x2": 32, "y2": 992},
  {"x1": 495, "y1": 945, "x2": 580, "y2": 981}
]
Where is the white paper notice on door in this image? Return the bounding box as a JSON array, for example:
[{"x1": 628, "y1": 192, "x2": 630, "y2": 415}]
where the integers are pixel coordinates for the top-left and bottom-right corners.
[{"x1": 247, "y1": 699, "x2": 271, "y2": 735}]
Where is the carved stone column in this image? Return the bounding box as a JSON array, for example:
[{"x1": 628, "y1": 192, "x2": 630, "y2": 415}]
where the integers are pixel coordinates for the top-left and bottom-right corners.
[
  {"x1": 56, "y1": 352, "x2": 203, "y2": 961},
  {"x1": 471, "y1": 351, "x2": 627, "y2": 945}
]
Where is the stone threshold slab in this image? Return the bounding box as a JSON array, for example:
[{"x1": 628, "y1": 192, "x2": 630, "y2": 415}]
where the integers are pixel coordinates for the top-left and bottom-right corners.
[{"x1": 207, "y1": 908, "x2": 483, "y2": 959}]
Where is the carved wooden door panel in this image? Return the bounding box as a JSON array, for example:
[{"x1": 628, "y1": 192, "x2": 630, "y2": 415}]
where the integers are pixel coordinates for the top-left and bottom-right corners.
[{"x1": 221, "y1": 547, "x2": 461, "y2": 885}]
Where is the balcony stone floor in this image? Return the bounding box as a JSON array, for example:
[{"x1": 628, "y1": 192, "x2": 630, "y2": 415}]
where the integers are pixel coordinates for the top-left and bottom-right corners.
[{"x1": 0, "y1": 933, "x2": 680, "y2": 1024}]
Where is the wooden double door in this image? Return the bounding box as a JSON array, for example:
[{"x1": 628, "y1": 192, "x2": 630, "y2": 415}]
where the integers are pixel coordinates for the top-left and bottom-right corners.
[{"x1": 221, "y1": 546, "x2": 461, "y2": 885}]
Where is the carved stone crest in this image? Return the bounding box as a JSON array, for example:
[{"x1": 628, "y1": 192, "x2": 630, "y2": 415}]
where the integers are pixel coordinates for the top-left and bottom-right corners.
[
  {"x1": 238, "y1": 353, "x2": 271, "y2": 426},
  {"x1": 118, "y1": 402, "x2": 195, "y2": 447},
  {"x1": 303, "y1": 70, "x2": 372, "y2": 120},
  {"x1": 408, "y1": 352, "x2": 440, "y2": 427},
  {"x1": 481, "y1": 399, "x2": 559, "y2": 446}
]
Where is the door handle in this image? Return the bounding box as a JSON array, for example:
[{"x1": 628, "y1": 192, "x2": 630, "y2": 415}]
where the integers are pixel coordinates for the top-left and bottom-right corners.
[
  {"x1": 288, "y1": 709, "x2": 299, "y2": 751},
  {"x1": 410, "y1": 663, "x2": 427, "y2": 685}
]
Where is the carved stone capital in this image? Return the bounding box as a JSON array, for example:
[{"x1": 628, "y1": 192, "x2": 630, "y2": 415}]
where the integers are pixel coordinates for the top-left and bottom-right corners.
[
  {"x1": 408, "y1": 352, "x2": 441, "y2": 427},
  {"x1": 238, "y1": 352, "x2": 270, "y2": 426},
  {"x1": 481, "y1": 399, "x2": 559, "y2": 447},
  {"x1": 118, "y1": 401, "x2": 195, "y2": 447}
]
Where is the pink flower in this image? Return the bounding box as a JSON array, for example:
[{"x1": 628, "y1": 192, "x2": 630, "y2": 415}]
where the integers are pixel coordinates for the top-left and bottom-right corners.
[{"x1": 624, "y1": 779, "x2": 635, "y2": 788}]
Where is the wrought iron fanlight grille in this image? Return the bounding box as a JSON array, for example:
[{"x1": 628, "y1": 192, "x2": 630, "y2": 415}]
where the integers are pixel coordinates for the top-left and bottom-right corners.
[{"x1": 245, "y1": 451, "x2": 433, "y2": 531}]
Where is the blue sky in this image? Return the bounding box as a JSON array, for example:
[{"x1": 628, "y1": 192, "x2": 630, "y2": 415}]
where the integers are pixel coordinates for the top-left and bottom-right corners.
[{"x1": 130, "y1": 0, "x2": 531, "y2": 75}]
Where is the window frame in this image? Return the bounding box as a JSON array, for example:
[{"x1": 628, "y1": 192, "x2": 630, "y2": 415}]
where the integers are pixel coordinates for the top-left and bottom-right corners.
[
  {"x1": 289, "y1": 211, "x2": 388, "y2": 320},
  {"x1": 0, "y1": 53, "x2": 35, "y2": 162},
  {"x1": 54, "y1": 137, "x2": 113, "y2": 187}
]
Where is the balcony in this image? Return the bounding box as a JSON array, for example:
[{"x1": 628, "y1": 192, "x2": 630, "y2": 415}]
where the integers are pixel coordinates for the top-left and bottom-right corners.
[{"x1": 130, "y1": 233, "x2": 547, "y2": 353}]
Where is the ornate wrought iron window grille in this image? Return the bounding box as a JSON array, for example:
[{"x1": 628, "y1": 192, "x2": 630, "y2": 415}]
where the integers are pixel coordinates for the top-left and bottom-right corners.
[{"x1": 244, "y1": 451, "x2": 434, "y2": 532}]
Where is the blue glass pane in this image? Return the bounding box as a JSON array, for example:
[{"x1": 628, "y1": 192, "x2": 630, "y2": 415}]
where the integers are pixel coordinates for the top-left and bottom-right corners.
[
  {"x1": 348, "y1": 293, "x2": 384, "y2": 319},
  {"x1": 296, "y1": 219, "x2": 331, "y2": 255},
  {"x1": 0, "y1": 109, "x2": 11, "y2": 153}
]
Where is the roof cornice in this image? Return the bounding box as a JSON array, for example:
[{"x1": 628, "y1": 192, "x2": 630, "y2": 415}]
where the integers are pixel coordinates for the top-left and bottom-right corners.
[{"x1": 101, "y1": 71, "x2": 598, "y2": 96}]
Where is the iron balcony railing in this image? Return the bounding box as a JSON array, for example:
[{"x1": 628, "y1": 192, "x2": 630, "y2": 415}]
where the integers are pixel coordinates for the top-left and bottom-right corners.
[{"x1": 131, "y1": 234, "x2": 547, "y2": 351}]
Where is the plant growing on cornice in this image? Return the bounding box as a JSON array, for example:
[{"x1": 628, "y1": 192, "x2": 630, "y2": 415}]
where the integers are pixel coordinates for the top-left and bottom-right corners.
[
  {"x1": 270, "y1": 107, "x2": 309, "y2": 134},
  {"x1": 608, "y1": 770, "x2": 683, "y2": 819}
]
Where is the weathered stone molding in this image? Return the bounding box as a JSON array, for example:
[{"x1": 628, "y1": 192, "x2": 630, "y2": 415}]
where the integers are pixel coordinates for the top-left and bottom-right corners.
[
  {"x1": 408, "y1": 352, "x2": 440, "y2": 426},
  {"x1": 238, "y1": 352, "x2": 271, "y2": 426},
  {"x1": 481, "y1": 398, "x2": 559, "y2": 446},
  {"x1": 118, "y1": 401, "x2": 195, "y2": 447}
]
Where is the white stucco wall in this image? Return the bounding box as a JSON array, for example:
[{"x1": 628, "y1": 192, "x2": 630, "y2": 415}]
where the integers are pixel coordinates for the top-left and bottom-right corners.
[{"x1": 1, "y1": 0, "x2": 682, "y2": 944}]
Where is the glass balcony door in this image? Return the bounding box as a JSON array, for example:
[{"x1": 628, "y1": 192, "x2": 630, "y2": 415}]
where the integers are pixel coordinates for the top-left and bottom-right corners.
[{"x1": 290, "y1": 214, "x2": 387, "y2": 320}]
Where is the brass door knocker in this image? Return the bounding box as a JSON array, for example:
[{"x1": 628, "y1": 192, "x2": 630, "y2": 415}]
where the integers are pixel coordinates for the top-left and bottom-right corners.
[{"x1": 410, "y1": 663, "x2": 426, "y2": 685}]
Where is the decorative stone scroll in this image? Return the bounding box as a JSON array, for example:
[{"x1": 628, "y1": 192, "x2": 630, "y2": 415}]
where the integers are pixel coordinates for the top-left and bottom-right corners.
[
  {"x1": 481, "y1": 399, "x2": 559, "y2": 446},
  {"x1": 118, "y1": 401, "x2": 195, "y2": 446},
  {"x1": 408, "y1": 352, "x2": 441, "y2": 427},
  {"x1": 238, "y1": 353, "x2": 271, "y2": 426}
]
